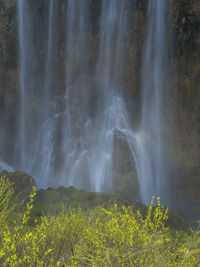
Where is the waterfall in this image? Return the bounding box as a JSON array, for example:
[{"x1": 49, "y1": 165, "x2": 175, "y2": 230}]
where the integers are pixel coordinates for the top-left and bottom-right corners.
[
  {"x1": 57, "y1": 0, "x2": 91, "y2": 189},
  {"x1": 138, "y1": 0, "x2": 169, "y2": 203},
  {"x1": 55, "y1": 0, "x2": 140, "y2": 194},
  {"x1": 43, "y1": 0, "x2": 55, "y2": 119},
  {"x1": 17, "y1": 0, "x2": 30, "y2": 168},
  {"x1": 16, "y1": 0, "x2": 57, "y2": 188},
  {"x1": 89, "y1": 0, "x2": 138, "y2": 192},
  {"x1": 6, "y1": 0, "x2": 169, "y2": 203},
  {"x1": 31, "y1": 0, "x2": 57, "y2": 188}
]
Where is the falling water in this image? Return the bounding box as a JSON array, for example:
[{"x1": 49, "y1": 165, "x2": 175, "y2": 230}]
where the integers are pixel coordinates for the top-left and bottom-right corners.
[
  {"x1": 57, "y1": 0, "x2": 139, "y2": 193},
  {"x1": 16, "y1": 0, "x2": 57, "y2": 188},
  {"x1": 17, "y1": 0, "x2": 29, "y2": 167},
  {"x1": 138, "y1": 0, "x2": 169, "y2": 203},
  {"x1": 89, "y1": 0, "x2": 137, "y2": 192},
  {"x1": 30, "y1": 0, "x2": 57, "y2": 188},
  {"x1": 0, "y1": 160, "x2": 14, "y2": 172},
  {"x1": 57, "y1": 0, "x2": 91, "y2": 189},
  {"x1": 5, "y1": 0, "x2": 169, "y2": 203},
  {"x1": 43, "y1": 0, "x2": 55, "y2": 119}
]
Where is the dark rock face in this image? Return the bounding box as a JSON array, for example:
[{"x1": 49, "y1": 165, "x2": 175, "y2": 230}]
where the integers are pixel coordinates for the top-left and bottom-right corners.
[
  {"x1": 170, "y1": 167, "x2": 200, "y2": 220},
  {"x1": 0, "y1": 0, "x2": 18, "y2": 163},
  {"x1": 167, "y1": 0, "x2": 200, "y2": 219},
  {"x1": 0, "y1": 0, "x2": 200, "y2": 218}
]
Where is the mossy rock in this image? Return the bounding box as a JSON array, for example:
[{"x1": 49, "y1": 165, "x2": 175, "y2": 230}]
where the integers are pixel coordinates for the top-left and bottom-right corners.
[
  {"x1": 0, "y1": 170, "x2": 35, "y2": 200},
  {"x1": 32, "y1": 186, "x2": 125, "y2": 217}
]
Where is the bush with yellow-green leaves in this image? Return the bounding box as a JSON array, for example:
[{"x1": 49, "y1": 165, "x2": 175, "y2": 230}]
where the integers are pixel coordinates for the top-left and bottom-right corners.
[{"x1": 0, "y1": 177, "x2": 199, "y2": 266}]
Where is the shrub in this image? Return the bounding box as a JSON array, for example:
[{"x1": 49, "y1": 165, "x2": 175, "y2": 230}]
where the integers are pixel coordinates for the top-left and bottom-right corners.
[
  {"x1": 0, "y1": 177, "x2": 19, "y2": 235},
  {"x1": 0, "y1": 177, "x2": 198, "y2": 266}
]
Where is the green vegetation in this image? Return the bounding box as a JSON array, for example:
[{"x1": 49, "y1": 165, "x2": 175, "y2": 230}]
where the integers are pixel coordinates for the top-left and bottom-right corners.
[
  {"x1": 32, "y1": 186, "x2": 124, "y2": 217},
  {"x1": 0, "y1": 177, "x2": 199, "y2": 266}
]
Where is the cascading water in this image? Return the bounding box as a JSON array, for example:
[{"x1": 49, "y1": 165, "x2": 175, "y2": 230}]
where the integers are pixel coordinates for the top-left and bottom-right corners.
[
  {"x1": 17, "y1": 0, "x2": 30, "y2": 168},
  {"x1": 2, "y1": 0, "x2": 170, "y2": 204},
  {"x1": 16, "y1": 0, "x2": 57, "y2": 188},
  {"x1": 88, "y1": 0, "x2": 139, "y2": 192},
  {"x1": 29, "y1": 0, "x2": 57, "y2": 188},
  {"x1": 58, "y1": 0, "x2": 139, "y2": 194},
  {"x1": 137, "y1": 0, "x2": 169, "y2": 204},
  {"x1": 43, "y1": 0, "x2": 55, "y2": 119},
  {"x1": 56, "y1": 0, "x2": 91, "y2": 189},
  {"x1": 0, "y1": 160, "x2": 14, "y2": 173}
]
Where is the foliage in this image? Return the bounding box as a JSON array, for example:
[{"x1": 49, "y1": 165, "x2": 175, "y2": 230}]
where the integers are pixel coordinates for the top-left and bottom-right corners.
[
  {"x1": 0, "y1": 177, "x2": 19, "y2": 234},
  {"x1": 0, "y1": 177, "x2": 199, "y2": 266}
]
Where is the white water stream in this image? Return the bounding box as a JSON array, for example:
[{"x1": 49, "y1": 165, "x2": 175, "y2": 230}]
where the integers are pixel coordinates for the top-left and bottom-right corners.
[{"x1": 1, "y1": 0, "x2": 170, "y2": 204}]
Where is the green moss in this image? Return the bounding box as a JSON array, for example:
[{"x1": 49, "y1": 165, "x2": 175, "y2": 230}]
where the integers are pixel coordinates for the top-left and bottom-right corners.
[{"x1": 32, "y1": 185, "x2": 125, "y2": 217}]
